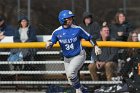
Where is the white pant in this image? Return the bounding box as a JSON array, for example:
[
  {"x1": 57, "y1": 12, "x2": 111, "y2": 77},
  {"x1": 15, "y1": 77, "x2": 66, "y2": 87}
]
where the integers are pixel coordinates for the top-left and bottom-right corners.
[{"x1": 64, "y1": 49, "x2": 86, "y2": 85}]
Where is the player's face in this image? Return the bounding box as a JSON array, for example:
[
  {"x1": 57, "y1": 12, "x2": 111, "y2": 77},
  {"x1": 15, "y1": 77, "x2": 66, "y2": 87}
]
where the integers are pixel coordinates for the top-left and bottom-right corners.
[{"x1": 65, "y1": 17, "x2": 73, "y2": 26}]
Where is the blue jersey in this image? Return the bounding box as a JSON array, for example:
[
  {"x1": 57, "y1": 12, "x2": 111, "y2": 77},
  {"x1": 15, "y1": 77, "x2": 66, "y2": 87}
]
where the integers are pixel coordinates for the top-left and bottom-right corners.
[{"x1": 51, "y1": 25, "x2": 92, "y2": 58}]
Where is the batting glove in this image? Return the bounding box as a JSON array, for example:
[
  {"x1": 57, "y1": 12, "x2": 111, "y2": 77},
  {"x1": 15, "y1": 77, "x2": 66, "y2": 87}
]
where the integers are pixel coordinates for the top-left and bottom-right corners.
[
  {"x1": 95, "y1": 45, "x2": 101, "y2": 55},
  {"x1": 46, "y1": 41, "x2": 52, "y2": 49}
]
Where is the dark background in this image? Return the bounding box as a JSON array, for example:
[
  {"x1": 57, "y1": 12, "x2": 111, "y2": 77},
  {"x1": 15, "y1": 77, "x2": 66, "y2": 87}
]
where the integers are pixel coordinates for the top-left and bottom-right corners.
[{"x1": 0, "y1": 0, "x2": 140, "y2": 35}]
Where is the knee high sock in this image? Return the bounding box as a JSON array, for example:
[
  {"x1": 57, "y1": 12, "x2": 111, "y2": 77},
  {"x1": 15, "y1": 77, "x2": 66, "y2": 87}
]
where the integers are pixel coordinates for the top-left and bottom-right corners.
[{"x1": 70, "y1": 76, "x2": 81, "y2": 89}]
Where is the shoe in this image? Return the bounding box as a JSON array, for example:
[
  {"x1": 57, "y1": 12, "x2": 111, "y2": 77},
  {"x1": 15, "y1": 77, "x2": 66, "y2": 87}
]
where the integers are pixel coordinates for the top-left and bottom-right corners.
[
  {"x1": 76, "y1": 88, "x2": 82, "y2": 93},
  {"x1": 76, "y1": 85, "x2": 88, "y2": 93}
]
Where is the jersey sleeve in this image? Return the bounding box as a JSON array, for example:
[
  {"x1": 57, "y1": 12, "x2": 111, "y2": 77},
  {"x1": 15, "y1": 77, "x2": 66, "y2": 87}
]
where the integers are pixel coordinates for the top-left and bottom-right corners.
[
  {"x1": 79, "y1": 27, "x2": 92, "y2": 40},
  {"x1": 51, "y1": 31, "x2": 58, "y2": 45}
]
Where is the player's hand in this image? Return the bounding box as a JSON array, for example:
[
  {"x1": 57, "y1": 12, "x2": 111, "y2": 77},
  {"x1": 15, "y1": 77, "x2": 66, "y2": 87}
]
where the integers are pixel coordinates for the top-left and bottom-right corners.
[
  {"x1": 45, "y1": 41, "x2": 52, "y2": 49},
  {"x1": 95, "y1": 45, "x2": 101, "y2": 55}
]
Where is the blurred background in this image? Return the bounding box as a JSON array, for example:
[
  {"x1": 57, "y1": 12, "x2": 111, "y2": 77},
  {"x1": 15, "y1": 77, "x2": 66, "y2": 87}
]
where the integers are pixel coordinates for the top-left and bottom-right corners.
[{"x1": 0, "y1": 0, "x2": 140, "y2": 35}]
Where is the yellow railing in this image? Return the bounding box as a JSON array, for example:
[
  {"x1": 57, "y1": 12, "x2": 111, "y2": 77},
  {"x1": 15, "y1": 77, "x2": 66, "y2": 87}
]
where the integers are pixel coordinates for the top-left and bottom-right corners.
[{"x1": 0, "y1": 41, "x2": 140, "y2": 48}]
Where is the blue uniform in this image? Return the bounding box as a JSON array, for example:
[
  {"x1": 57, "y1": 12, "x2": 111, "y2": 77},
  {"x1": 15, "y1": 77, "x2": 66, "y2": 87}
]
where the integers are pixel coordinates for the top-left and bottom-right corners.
[{"x1": 51, "y1": 24, "x2": 92, "y2": 58}]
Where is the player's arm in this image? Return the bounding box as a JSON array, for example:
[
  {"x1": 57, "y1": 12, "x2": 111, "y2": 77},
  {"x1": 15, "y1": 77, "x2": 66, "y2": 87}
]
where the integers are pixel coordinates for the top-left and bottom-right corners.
[
  {"x1": 79, "y1": 27, "x2": 101, "y2": 55},
  {"x1": 46, "y1": 40, "x2": 53, "y2": 49},
  {"x1": 46, "y1": 32, "x2": 58, "y2": 49}
]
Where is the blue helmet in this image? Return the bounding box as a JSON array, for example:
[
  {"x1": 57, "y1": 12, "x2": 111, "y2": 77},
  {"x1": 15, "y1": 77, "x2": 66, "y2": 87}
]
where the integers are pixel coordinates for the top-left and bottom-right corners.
[{"x1": 58, "y1": 10, "x2": 74, "y2": 25}]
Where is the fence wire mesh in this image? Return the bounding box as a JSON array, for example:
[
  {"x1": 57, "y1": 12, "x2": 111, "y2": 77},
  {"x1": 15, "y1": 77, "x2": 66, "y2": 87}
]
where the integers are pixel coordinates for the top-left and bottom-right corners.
[{"x1": 0, "y1": 46, "x2": 139, "y2": 93}]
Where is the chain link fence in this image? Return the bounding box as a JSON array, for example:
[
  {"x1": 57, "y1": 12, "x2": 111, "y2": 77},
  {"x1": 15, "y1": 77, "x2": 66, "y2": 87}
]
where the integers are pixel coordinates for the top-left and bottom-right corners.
[
  {"x1": 1, "y1": 41, "x2": 140, "y2": 93},
  {"x1": 0, "y1": 44, "x2": 127, "y2": 93}
]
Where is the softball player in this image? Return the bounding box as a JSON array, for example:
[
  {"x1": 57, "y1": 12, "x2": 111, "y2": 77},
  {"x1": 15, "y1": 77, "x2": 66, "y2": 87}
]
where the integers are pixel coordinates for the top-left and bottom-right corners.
[{"x1": 46, "y1": 10, "x2": 101, "y2": 93}]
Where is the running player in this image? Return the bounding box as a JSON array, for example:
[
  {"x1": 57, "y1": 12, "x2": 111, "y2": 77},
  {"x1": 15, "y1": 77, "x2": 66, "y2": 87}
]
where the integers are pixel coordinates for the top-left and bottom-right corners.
[{"x1": 46, "y1": 10, "x2": 101, "y2": 93}]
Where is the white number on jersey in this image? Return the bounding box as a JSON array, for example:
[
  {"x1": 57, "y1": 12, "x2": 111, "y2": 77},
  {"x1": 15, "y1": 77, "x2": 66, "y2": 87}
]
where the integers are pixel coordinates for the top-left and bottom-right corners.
[{"x1": 65, "y1": 43, "x2": 74, "y2": 50}]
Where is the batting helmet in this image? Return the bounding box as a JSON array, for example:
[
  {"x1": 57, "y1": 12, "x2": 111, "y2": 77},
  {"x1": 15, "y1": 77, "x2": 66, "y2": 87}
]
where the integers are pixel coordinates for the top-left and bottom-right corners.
[{"x1": 58, "y1": 10, "x2": 74, "y2": 25}]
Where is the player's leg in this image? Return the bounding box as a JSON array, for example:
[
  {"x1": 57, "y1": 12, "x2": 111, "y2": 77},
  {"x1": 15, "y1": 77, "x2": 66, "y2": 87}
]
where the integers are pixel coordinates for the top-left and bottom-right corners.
[
  {"x1": 64, "y1": 58, "x2": 72, "y2": 85},
  {"x1": 64, "y1": 50, "x2": 87, "y2": 93}
]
